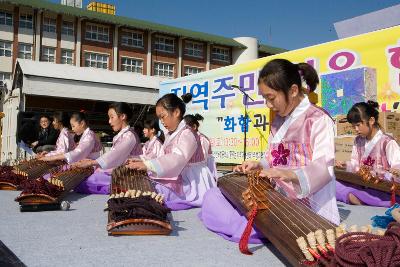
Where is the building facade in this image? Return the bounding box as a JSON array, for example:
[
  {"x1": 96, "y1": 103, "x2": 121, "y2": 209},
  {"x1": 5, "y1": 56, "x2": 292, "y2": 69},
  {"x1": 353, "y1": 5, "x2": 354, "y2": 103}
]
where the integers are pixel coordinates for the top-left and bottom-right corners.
[{"x1": 0, "y1": 0, "x2": 286, "y2": 86}]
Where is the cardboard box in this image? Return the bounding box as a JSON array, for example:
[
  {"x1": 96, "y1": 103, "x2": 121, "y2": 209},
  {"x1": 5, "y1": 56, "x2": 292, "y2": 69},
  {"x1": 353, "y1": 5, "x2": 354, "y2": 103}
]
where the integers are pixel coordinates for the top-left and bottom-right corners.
[
  {"x1": 335, "y1": 115, "x2": 357, "y2": 136},
  {"x1": 321, "y1": 67, "x2": 377, "y2": 117},
  {"x1": 335, "y1": 136, "x2": 356, "y2": 162},
  {"x1": 379, "y1": 111, "x2": 400, "y2": 143}
]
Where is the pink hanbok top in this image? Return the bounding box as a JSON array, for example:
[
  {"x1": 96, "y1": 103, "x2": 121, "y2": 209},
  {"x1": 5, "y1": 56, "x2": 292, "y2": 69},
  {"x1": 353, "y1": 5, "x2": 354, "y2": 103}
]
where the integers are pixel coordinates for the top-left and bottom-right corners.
[
  {"x1": 261, "y1": 97, "x2": 340, "y2": 224},
  {"x1": 141, "y1": 136, "x2": 163, "y2": 160},
  {"x1": 96, "y1": 126, "x2": 142, "y2": 169},
  {"x1": 347, "y1": 130, "x2": 400, "y2": 177},
  {"x1": 144, "y1": 120, "x2": 216, "y2": 206},
  {"x1": 45, "y1": 128, "x2": 74, "y2": 157},
  {"x1": 199, "y1": 132, "x2": 217, "y2": 179},
  {"x1": 64, "y1": 128, "x2": 102, "y2": 164}
]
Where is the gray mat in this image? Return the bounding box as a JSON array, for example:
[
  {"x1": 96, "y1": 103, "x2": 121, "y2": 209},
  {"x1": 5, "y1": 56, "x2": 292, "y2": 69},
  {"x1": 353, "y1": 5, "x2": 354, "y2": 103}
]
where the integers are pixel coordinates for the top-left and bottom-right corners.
[{"x1": 0, "y1": 190, "x2": 387, "y2": 267}]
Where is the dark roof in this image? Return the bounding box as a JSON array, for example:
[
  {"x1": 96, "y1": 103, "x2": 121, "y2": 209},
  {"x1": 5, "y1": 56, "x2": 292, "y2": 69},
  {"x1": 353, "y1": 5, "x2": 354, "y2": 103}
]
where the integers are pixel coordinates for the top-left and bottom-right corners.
[
  {"x1": 258, "y1": 44, "x2": 287, "y2": 54},
  {"x1": 1, "y1": 0, "x2": 286, "y2": 54}
]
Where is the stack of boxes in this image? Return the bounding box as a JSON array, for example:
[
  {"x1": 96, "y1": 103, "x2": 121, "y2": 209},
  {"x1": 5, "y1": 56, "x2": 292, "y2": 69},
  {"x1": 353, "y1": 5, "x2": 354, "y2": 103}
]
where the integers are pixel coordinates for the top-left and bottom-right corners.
[{"x1": 320, "y1": 67, "x2": 400, "y2": 162}]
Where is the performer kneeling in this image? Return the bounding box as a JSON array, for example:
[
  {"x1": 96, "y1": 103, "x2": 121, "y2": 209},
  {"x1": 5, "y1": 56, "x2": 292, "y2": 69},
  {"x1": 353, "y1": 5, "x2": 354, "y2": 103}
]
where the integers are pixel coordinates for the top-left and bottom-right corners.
[
  {"x1": 126, "y1": 93, "x2": 216, "y2": 210},
  {"x1": 40, "y1": 112, "x2": 102, "y2": 164},
  {"x1": 336, "y1": 101, "x2": 400, "y2": 206},
  {"x1": 73, "y1": 103, "x2": 142, "y2": 194},
  {"x1": 199, "y1": 59, "x2": 339, "y2": 244}
]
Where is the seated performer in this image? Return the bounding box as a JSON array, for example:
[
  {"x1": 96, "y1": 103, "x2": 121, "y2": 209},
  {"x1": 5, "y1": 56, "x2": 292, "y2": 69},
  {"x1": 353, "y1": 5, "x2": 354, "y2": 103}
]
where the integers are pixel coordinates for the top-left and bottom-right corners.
[
  {"x1": 40, "y1": 112, "x2": 102, "y2": 163},
  {"x1": 184, "y1": 114, "x2": 217, "y2": 180},
  {"x1": 37, "y1": 111, "x2": 74, "y2": 158},
  {"x1": 199, "y1": 58, "x2": 340, "y2": 244},
  {"x1": 126, "y1": 93, "x2": 216, "y2": 210},
  {"x1": 336, "y1": 101, "x2": 400, "y2": 207},
  {"x1": 73, "y1": 103, "x2": 142, "y2": 194},
  {"x1": 141, "y1": 118, "x2": 164, "y2": 160}
]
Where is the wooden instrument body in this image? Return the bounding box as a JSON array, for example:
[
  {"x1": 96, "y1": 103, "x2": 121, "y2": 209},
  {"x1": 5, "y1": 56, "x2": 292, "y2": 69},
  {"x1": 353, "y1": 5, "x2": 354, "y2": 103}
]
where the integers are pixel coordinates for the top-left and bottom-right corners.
[
  {"x1": 0, "y1": 182, "x2": 18, "y2": 190},
  {"x1": 0, "y1": 160, "x2": 65, "y2": 190},
  {"x1": 15, "y1": 167, "x2": 93, "y2": 209},
  {"x1": 218, "y1": 173, "x2": 334, "y2": 267},
  {"x1": 335, "y1": 168, "x2": 400, "y2": 196},
  {"x1": 107, "y1": 166, "x2": 172, "y2": 236}
]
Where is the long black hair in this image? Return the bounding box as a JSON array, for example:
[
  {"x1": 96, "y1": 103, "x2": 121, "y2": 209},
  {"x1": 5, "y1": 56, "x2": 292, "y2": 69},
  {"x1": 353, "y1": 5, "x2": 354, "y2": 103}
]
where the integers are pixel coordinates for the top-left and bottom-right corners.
[
  {"x1": 347, "y1": 101, "x2": 380, "y2": 128},
  {"x1": 258, "y1": 58, "x2": 319, "y2": 100},
  {"x1": 155, "y1": 93, "x2": 192, "y2": 119}
]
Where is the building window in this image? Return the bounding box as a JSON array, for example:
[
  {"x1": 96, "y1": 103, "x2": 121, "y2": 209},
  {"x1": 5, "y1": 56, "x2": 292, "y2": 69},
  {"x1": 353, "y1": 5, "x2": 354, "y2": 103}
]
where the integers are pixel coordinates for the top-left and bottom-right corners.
[
  {"x1": 121, "y1": 31, "x2": 144, "y2": 48},
  {"x1": 0, "y1": 40, "x2": 12, "y2": 57},
  {"x1": 84, "y1": 52, "x2": 108, "y2": 69},
  {"x1": 41, "y1": 47, "x2": 56, "y2": 62},
  {"x1": 43, "y1": 17, "x2": 57, "y2": 33},
  {"x1": 61, "y1": 21, "x2": 74, "y2": 36},
  {"x1": 18, "y1": 43, "x2": 32, "y2": 59},
  {"x1": 154, "y1": 36, "x2": 174, "y2": 53},
  {"x1": 0, "y1": 11, "x2": 13, "y2": 26},
  {"x1": 121, "y1": 57, "x2": 143, "y2": 74},
  {"x1": 154, "y1": 62, "x2": 174, "y2": 78},
  {"x1": 85, "y1": 24, "x2": 109, "y2": 43},
  {"x1": 61, "y1": 49, "x2": 73, "y2": 64},
  {"x1": 184, "y1": 41, "x2": 203, "y2": 58},
  {"x1": 0, "y1": 72, "x2": 11, "y2": 87},
  {"x1": 19, "y1": 14, "x2": 33, "y2": 29},
  {"x1": 211, "y1": 47, "x2": 230, "y2": 62},
  {"x1": 184, "y1": 66, "x2": 203, "y2": 76}
]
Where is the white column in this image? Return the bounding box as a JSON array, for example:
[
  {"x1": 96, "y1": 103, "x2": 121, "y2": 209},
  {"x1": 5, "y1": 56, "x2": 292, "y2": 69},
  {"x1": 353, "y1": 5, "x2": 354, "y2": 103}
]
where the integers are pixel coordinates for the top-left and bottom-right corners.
[
  {"x1": 178, "y1": 37, "x2": 182, "y2": 77},
  {"x1": 146, "y1": 32, "x2": 152, "y2": 76},
  {"x1": 35, "y1": 11, "x2": 41, "y2": 61},
  {"x1": 113, "y1": 25, "x2": 118, "y2": 71},
  {"x1": 75, "y1": 18, "x2": 81, "y2": 67},
  {"x1": 206, "y1": 43, "x2": 210, "y2": 70}
]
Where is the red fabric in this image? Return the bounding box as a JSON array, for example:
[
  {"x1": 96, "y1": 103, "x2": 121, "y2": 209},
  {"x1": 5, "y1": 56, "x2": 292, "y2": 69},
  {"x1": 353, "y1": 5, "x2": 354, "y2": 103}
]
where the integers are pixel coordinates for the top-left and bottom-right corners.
[{"x1": 239, "y1": 206, "x2": 258, "y2": 255}]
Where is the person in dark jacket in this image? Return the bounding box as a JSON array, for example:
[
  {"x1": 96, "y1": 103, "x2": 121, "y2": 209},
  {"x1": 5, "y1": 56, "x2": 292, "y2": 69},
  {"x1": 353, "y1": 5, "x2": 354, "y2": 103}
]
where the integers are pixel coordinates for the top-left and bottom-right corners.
[{"x1": 31, "y1": 115, "x2": 59, "y2": 153}]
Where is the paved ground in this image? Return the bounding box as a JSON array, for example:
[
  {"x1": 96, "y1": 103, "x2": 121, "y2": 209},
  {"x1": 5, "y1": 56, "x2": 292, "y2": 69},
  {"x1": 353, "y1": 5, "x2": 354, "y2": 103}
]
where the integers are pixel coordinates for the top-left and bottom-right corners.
[{"x1": 0, "y1": 190, "x2": 387, "y2": 267}]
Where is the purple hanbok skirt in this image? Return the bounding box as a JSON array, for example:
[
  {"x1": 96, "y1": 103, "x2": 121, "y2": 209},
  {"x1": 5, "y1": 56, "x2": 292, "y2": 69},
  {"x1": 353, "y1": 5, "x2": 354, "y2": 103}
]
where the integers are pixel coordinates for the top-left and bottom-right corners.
[
  {"x1": 74, "y1": 168, "x2": 111, "y2": 195},
  {"x1": 336, "y1": 181, "x2": 399, "y2": 207},
  {"x1": 198, "y1": 187, "x2": 265, "y2": 244}
]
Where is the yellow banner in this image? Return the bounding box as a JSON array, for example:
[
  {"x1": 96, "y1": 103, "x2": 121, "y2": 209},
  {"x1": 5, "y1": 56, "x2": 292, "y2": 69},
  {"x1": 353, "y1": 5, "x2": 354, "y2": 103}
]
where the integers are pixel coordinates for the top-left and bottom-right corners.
[{"x1": 160, "y1": 25, "x2": 400, "y2": 164}]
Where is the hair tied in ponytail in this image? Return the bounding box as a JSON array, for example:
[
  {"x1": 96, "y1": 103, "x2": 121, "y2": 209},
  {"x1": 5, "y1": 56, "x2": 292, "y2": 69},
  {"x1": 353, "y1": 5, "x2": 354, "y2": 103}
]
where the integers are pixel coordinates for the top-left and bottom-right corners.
[
  {"x1": 366, "y1": 100, "x2": 379, "y2": 110},
  {"x1": 181, "y1": 93, "x2": 193, "y2": 104}
]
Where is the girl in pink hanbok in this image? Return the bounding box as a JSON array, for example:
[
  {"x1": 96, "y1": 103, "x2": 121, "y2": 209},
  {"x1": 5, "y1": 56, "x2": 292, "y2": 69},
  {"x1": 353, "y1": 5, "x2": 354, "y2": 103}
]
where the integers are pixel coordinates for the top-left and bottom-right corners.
[
  {"x1": 37, "y1": 111, "x2": 74, "y2": 159},
  {"x1": 336, "y1": 101, "x2": 400, "y2": 207},
  {"x1": 127, "y1": 93, "x2": 216, "y2": 210},
  {"x1": 73, "y1": 103, "x2": 142, "y2": 194},
  {"x1": 199, "y1": 59, "x2": 340, "y2": 245},
  {"x1": 141, "y1": 118, "x2": 163, "y2": 160},
  {"x1": 184, "y1": 113, "x2": 217, "y2": 180},
  {"x1": 40, "y1": 112, "x2": 102, "y2": 164}
]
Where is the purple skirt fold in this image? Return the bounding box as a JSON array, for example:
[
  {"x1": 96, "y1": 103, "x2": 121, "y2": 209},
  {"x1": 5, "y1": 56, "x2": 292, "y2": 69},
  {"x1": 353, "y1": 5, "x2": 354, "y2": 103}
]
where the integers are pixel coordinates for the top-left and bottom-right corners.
[
  {"x1": 74, "y1": 170, "x2": 111, "y2": 195},
  {"x1": 336, "y1": 181, "x2": 399, "y2": 207},
  {"x1": 199, "y1": 187, "x2": 265, "y2": 244}
]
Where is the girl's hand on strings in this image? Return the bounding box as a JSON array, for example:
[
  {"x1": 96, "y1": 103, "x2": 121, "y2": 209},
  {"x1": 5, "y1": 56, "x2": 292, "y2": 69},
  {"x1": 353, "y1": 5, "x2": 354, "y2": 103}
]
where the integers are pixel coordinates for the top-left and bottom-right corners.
[
  {"x1": 233, "y1": 161, "x2": 261, "y2": 173},
  {"x1": 72, "y1": 159, "x2": 95, "y2": 169},
  {"x1": 390, "y1": 168, "x2": 400, "y2": 177},
  {"x1": 259, "y1": 168, "x2": 299, "y2": 185},
  {"x1": 126, "y1": 160, "x2": 148, "y2": 171},
  {"x1": 39, "y1": 156, "x2": 52, "y2": 161},
  {"x1": 36, "y1": 152, "x2": 47, "y2": 159}
]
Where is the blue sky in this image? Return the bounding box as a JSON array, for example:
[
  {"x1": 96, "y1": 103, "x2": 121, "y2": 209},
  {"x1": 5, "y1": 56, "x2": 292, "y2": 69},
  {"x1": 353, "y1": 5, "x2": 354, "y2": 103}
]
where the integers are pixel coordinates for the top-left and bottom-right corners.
[{"x1": 52, "y1": 0, "x2": 400, "y2": 50}]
